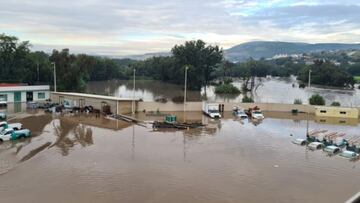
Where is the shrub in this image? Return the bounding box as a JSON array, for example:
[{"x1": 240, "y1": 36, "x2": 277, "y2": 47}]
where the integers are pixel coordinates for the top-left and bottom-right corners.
[
  {"x1": 331, "y1": 101, "x2": 341, "y2": 106},
  {"x1": 215, "y1": 83, "x2": 240, "y2": 94},
  {"x1": 294, "y1": 99, "x2": 303, "y2": 105},
  {"x1": 309, "y1": 94, "x2": 325, "y2": 105},
  {"x1": 242, "y1": 95, "x2": 254, "y2": 103},
  {"x1": 223, "y1": 78, "x2": 233, "y2": 85}
]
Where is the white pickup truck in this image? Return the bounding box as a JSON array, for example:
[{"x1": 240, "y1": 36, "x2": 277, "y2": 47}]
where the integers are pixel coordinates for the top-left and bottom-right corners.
[
  {"x1": 202, "y1": 102, "x2": 221, "y2": 118},
  {"x1": 0, "y1": 121, "x2": 23, "y2": 131}
]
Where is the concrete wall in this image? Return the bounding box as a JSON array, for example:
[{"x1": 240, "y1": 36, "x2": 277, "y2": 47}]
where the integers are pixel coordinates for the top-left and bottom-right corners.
[
  {"x1": 117, "y1": 101, "x2": 135, "y2": 114},
  {"x1": 315, "y1": 106, "x2": 359, "y2": 119},
  {"x1": 138, "y1": 101, "x2": 316, "y2": 113}
]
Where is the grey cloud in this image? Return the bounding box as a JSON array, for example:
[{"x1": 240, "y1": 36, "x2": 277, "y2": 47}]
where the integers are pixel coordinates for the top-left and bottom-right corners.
[{"x1": 1, "y1": 0, "x2": 359, "y2": 55}]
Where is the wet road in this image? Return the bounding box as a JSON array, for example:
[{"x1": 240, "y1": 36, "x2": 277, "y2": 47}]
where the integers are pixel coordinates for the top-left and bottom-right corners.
[{"x1": 0, "y1": 112, "x2": 359, "y2": 203}]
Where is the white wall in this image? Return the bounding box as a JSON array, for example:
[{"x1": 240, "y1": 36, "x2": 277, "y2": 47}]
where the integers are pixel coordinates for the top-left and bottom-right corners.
[
  {"x1": 33, "y1": 91, "x2": 50, "y2": 101},
  {"x1": 0, "y1": 90, "x2": 50, "y2": 103},
  {"x1": 21, "y1": 92, "x2": 27, "y2": 102},
  {"x1": 0, "y1": 92, "x2": 14, "y2": 102}
]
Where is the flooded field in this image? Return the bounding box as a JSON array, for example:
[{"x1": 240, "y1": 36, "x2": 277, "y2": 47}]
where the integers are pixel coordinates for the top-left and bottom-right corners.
[
  {"x1": 87, "y1": 78, "x2": 360, "y2": 106},
  {"x1": 0, "y1": 112, "x2": 359, "y2": 203}
]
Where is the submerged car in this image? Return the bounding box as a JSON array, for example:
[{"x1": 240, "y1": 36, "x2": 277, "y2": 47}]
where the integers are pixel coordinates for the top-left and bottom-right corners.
[
  {"x1": 323, "y1": 145, "x2": 341, "y2": 155},
  {"x1": 308, "y1": 142, "x2": 324, "y2": 150},
  {"x1": 339, "y1": 150, "x2": 359, "y2": 160},
  {"x1": 0, "y1": 128, "x2": 31, "y2": 142},
  {"x1": 251, "y1": 110, "x2": 264, "y2": 120},
  {"x1": 292, "y1": 138, "x2": 307, "y2": 146},
  {"x1": 233, "y1": 108, "x2": 248, "y2": 119}
]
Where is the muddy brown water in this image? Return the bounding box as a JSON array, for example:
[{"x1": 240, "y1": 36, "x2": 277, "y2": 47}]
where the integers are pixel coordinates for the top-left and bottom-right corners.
[
  {"x1": 0, "y1": 112, "x2": 359, "y2": 203},
  {"x1": 86, "y1": 78, "x2": 360, "y2": 106}
]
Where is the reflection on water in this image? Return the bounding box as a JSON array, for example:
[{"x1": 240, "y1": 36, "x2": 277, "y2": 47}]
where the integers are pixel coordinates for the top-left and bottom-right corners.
[
  {"x1": 0, "y1": 112, "x2": 359, "y2": 203},
  {"x1": 315, "y1": 116, "x2": 359, "y2": 126},
  {"x1": 87, "y1": 78, "x2": 360, "y2": 106},
  {"x1": 50, "y1": 119, "x2": 94, "y2": 156}
]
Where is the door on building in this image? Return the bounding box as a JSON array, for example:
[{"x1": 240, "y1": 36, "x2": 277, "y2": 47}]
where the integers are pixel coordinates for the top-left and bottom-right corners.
[
  {"x1": 59, "y1": 96, "x2": 64, "y2": 104},
  {"x1": 26, "y1": 92, "x2": 33, "y2": 102},
  {"x1": 79, "y1": 99, "x2": 85, "y2": 108},
  {"x1": 14, "y1": 92, "x2": 22, "y2": 102}
]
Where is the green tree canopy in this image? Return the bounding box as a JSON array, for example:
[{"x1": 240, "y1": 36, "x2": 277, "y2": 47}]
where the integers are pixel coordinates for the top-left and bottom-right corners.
[
  {"x1": 171, "y1": 40, "x2": 223, "y2": 90},
  {"x1": 309, "y1": 94, "x2": 325, "y2": 105}
]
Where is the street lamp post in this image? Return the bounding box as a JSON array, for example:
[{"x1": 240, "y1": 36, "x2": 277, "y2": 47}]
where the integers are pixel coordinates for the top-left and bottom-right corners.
[
  {"x1": 132, "y1": 68, "x2": 136, "y2": 115},
  {"x1": 51, "y1": 62, "x2": 57, "y2": 92},
  {"x1": 183, "y1": 66, "x2": 188, "y2": 122},
  {"x1": 306, "y1": 69, "x2": 312, "y2": 136}
]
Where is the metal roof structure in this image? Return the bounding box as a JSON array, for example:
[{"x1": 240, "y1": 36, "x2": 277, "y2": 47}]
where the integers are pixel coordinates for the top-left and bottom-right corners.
[{"x1": 52, "y1": 92, "x2": 140, "y2": 101}]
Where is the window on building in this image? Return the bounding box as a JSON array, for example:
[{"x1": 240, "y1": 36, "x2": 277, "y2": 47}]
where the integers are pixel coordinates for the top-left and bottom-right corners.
[
  {"x1": 340, "y1": 111, "x2": 347, "y2": 115},
  {"x1": 320, "y1": 110, "x2": 327, "y2": 113},
  {"x1": 0, "y1": 94, "x2": 7, "y2": 101},
  {"x1": 38, "y1": 92, "x2": 46, "y2": 99}
]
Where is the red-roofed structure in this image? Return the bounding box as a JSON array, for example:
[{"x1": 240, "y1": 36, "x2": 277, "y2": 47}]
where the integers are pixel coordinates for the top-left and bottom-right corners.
[{"x1": 0, "y1": 83, "x2": 23, "y2": 87}]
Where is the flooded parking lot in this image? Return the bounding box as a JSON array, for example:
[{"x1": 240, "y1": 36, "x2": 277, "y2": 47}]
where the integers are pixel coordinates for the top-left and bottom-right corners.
[{"x1": 0, "y1": 112, "x2": 359, "y2": 203}]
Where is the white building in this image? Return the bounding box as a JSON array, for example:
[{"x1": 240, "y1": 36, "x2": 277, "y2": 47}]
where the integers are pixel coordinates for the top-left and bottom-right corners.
[{"x1": 0, "y1": 85, "x2": 50, "y2": 103}]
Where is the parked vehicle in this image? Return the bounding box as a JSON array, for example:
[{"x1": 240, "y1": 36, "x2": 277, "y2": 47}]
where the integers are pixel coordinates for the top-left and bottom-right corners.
[
  {"x1": 232, "y1": 106, "x2": 248, "y2": 119},
  {"x1": 339, "y1": 150, "x2": 359, "y2": 160},
  {"x1": 63, "y1": 99, "x2": 76, "y2": 109},
  {"x1": 245, "y1": 106, "x2": 264, "y2": 120},
  {"x1": 0, "y1": 112, "x2": 6, "y2": 120},
  {"x1": 0, "y1": 121, "x2": 22, "y2": 131},
  {"x1": 308, "y1": 142, "x2": 324, "y2": 150},
  {"x1": 292, "y1": 138, "x2": 307, "y2": 146},
  {"x1": 0, "y1": 100, "x2": 7, "y2": 107},
  {"x1": 0, "y1": 128, "x2": 31, "y2": 142},
  {"x1": 323, "y1": 145, "x2": 341, "y2": 155},
  {"x1": 252, "y1": 110, "x2": 265, "y2": 119},
  {"x1": 202, "y1": 102, "x2": 221, "y2": 119},
  {"x1": 26, "y1": 102, "x2": 38, "y2": 109}
]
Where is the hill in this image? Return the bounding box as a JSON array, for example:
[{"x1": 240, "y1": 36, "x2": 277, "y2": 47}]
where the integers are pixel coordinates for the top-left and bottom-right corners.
[{"x1": 225, "y1": 41, "x2": 360, "y2": 62}]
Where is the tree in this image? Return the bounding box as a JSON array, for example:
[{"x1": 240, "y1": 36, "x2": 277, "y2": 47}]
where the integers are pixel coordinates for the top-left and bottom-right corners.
[
  {"x1": 298, "y1": 60, "x2": 355, "y2": 88},
  {"x1": 309, "y1": 94, "x2": 325, "y2": 105},
  {"x1": 215, "y1": 83, "x2": 240, "y2": 94},
  {"x1": 0, "y1": 33, "x2": 31, "y2": 82},
  {"x1": 171, "y1": 40, "x2": 223, "y2": 90}
]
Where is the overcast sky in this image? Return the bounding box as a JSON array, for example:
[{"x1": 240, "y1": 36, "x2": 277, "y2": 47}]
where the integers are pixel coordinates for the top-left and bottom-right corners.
[{"x1": 1, "y1": 0, "x2": 360, "y2": 55}]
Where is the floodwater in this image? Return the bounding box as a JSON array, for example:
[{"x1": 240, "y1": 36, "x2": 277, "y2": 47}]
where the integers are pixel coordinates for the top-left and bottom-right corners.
[
  {"x1": 0, "y1": 112, "x2": 359, "y2": 203},
  {"x1": 86, "y1": 77, "x2": 360, "y2": 106}
]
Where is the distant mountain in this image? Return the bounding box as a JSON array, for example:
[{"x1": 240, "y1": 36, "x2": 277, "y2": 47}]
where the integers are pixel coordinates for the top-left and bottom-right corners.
[{"x1": 225, "y1": 41, "x2": 360, "y2": 62}]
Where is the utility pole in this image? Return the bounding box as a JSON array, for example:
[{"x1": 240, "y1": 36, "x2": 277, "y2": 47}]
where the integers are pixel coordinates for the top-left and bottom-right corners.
[
  {"x1": 132, "y1": 68, "x2": 136, "y2": 115},
  {"x1": 37, "y1": 62, "x2": 40, "y2": 83},
  {"x1": 51, "y1": 62, "x2": 57, "y2": 92},
  {"x1": 183, "y1": 66, "x2": 188, "y2": 121},
  {"x1": 306, "y1": 69, "x2": 312, "y2": 136}
]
